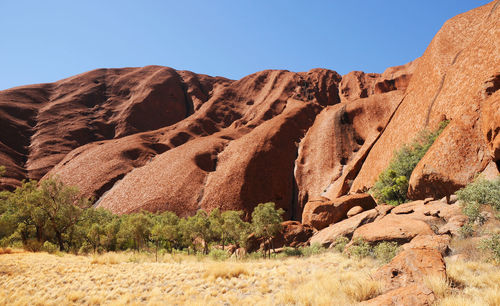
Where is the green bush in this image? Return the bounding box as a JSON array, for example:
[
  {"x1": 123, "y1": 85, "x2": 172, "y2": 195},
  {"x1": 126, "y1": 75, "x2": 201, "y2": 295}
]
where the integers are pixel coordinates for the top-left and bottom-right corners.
[
  {"x1": 300, "y1": 243, "x2": 325, "y2": 257},
  {"x1": 456, "y1": 177, "x2": 500, "y2": 214},
  {"x1": 479, "y1": 234, "x2": 500, "y2": 262},
  {"x1": 347, "y1": 238, "x2": 372, "y2": 258},
  {"x1": 282, "y1": 247, "x2": 302, "y2": 257},
  {"x1": 371, "y1": 120, "x2": 449, "y2": 205},
  {"x1": 333, "y1": 236, "x2": 349, "y2": 253},
  {"x1": 373, "y1": 241, "x2": 400, "y2": 263},
  {"x1": 208, "y1": 248, "x2": 229, "y2": 261},
  {"x1": 42, "y1": 241, "x2": 59, "y2": 254},
  {"x1": 459, "y1": 224, "x2": 475, "y2": 238}
]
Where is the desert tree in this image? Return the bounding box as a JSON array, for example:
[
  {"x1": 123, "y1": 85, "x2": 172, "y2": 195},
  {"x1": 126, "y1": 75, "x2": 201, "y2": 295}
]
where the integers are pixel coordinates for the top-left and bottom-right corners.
[
  {"x1": 251, "y1": 202, "x2": 284, "y2": 258},
  {"x1": 150, "y1": 211, "x2": 180, "y2": 260},
  {"x1": 36, "y1": 178, "x2": 89, "y2": 251},
  {"x1": 221, "y1": 210, "x2": 251, "y2": 249}
]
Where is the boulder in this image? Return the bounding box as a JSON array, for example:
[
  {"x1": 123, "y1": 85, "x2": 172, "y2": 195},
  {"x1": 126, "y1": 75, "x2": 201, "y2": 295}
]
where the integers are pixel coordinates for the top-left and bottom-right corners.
[
  {"x1": 347, "y1": 206, "x2": 364, "y2": 218},
  {"x1": 302, "y1": 193, "x2": 376, "y2": 230},
  {"x1": 408, "y1": 119, "x2": 490, "y2": 200},
  {"x1": 374, "y1": 247, "x2": 446, "y2": 292},
  {"x1": 310, "y1": 208, "x2": 379, "y2": 248},
  {"x1": 374, "y1": 204, "x2": 394, "y2": 219},
  {"x1": 437, "y1": 215, "x2": 468, "y2": 236},
  {"x1": 280, "y1": 221, "x2": 315, "y2": 248},
  {"x1": 360, "y1": 285, "x2": 435, "y2": 306},
  {"x1": 245, "y1": 221, "x2": 314, "y2": 252},
  {"x1": 351, "y1": 214, "x2": 434, "y2": 245},
  {"x1": 401, "y1": 235, "x2": 451, "y2": 256}
]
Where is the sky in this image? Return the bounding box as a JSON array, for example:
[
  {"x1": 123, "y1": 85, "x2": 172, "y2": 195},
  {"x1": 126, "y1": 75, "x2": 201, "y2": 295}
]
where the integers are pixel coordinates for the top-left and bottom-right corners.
[{"x1": 0, "y1": 0, "x2": 492, "y2": 90}]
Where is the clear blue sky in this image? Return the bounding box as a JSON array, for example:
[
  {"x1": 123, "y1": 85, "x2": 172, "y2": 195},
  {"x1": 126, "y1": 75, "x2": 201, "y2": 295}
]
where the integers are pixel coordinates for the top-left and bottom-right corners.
[{"x1": 0, "y1": 0, "x2": 491, "y2": 90}]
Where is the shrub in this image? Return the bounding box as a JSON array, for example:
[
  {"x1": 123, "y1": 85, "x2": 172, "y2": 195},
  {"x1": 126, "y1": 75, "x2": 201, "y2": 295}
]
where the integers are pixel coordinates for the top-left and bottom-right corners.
[
  {"x1": 42, "y1": 241, "x2": 59, "y2": 254},
  {"x1": 456, "y1": 177, "x2": 500, "y2": 214},
  {"x1": 300, "y1": 243, "x2": 325, "y2": 257},
  {"x1": 373, "y1": 241, "x2": 399, "y2": 263},
  {"x1": 371, "y1": 120, "x2": 449, "y2": 205},
  {"x1": 479, "y1": 234, "x2": 500, "y2": 262},
  {"x1": 283, "y1": 247, "x2": 302, "y2": 257},
  {"x1": 458, "y1": 224, "x2": 475, "y2": 238},
  {"x1": 208, "y1": 248, "x2": 229, "y2": 261},
  {"x1": 347, "y1": 238, "x2": 372, "y2": 258},
  {"x1": 333, "y1": 236, "x2": 349, "y2": 253}
]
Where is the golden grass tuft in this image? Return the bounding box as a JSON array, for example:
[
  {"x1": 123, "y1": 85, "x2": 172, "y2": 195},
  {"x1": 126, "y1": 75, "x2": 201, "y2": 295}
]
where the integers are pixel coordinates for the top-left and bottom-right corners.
[
  {"x1": 276, "y1": 254, "x2": 382, "y2": 305},
  {"x1": 432, "y1": 257, "x2": 500, "y2": 306},
  {"x1": 90, "y1": 252, "x2": 126, "y2": 265},
  {"x1": 424, "y1": 275, "x2": 450, "y2": 299},
  {"x1": 203, "y1": 262, "x2": 250, "y2": 280}
]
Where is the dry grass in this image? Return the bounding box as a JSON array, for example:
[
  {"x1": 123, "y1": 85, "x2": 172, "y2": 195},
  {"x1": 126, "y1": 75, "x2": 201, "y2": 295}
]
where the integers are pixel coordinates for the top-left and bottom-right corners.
[
  {"x1": 2, "y1": 250, "x2": 498, "y2": 305},
  {"x1": 434, "y1": 258, "x2": 500, "y2": 306},
  {"x1": 277, "y1": 257, "x2": 382, "y2": 305},
  {"x1": 204, "y1": 262, "x2": 249, "y2": 280},
  {"x1": 0, "y1": 251, "x2": 381, "y2": 305}
]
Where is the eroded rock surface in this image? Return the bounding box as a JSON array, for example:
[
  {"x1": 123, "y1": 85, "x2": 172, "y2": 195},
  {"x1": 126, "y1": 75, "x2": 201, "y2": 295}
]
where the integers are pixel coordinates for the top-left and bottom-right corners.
[{"x1": 301, "y1": 193, "x2": 376, "y2": 230}]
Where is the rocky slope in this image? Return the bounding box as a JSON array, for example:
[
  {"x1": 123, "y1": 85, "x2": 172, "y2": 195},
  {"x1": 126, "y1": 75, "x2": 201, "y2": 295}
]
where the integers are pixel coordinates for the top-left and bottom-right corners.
[{"x1": 0, "y1": 1, "x2": 498, "y2": 220}]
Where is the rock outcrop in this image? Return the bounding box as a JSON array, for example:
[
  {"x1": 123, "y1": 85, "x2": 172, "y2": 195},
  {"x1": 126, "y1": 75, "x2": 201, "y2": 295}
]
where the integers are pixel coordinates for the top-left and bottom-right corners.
[
  {"x1": 0, "y1": 66, "x2": 231, "y2": 191},
  {"x1": 302, "y1": 193, "x2": 376, "y2": 230},
  {"x1": 0, "y1": 67, "x2": 342, "y2": 218},
  {"x1": 0, "y1": 1, "x2": 498, "y2": 222},
  {"x1": 352, "y1": 0, "x2": 499, "y2": 198}
]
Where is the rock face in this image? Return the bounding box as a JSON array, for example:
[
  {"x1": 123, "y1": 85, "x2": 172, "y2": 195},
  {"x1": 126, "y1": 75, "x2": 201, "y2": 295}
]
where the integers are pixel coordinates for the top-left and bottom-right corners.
[
  {"x1": 295, "y1": 90, "x2": 405, "y2": 213},
  {"x1": 352, "y1": 0, "x2": 500, "y2": 198},
  {"x1": 0, "y1": 1, "x2": 498, "y2": 221},
  {"x1": 0, "y1": 66, "x2": 342, "y2": 218},
  {"x1": 301, "y1": 193, "x2": 376, "y2": 230},
  {"x1": 0, "y1": 66, "x2": 231, "y2": 191}
]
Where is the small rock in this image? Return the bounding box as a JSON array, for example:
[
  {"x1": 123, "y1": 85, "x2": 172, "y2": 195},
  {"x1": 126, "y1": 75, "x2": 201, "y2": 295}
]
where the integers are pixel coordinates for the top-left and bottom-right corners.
[
  {"x1": 347, "y1": 206, "x2": 364, "y2": 218},
  {"x1": 424, "y1": 197, "x2": 434, "y2": 204}
]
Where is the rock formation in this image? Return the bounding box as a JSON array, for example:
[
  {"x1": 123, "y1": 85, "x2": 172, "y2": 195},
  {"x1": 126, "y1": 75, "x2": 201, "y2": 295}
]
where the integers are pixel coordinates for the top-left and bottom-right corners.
[{"x1": 0, "y1": 1, "x2": 498, "y2": 222}]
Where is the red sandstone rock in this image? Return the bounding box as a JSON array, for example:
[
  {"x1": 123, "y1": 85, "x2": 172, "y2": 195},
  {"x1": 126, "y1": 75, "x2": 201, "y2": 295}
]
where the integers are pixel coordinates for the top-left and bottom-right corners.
[
  {"x1": 360, "y1": 284, "x2": 436, "y2": 306},
  {"x1": 0, "y1": 2, "x2": 497, "y2": 223},
  {"x1": 481, "y1": 87, "x2": 500, "y2": 164},
  {"x1": 0, "y1": 66, "x2": 230, "y2": 190},
  {"x1": 351, "y1": 214, "x2": 434, "y2": 244},
  {"x1": 347, "y1": 206, "x2": 364, "y2": 218},
  {"x1": 310, "y1": 208, "x2": 379, "y2": 248},
  {"x1": 401, "y1": 234, "x2": 451, "y2": 256},
  {"x1": 302, "y1": 193, "x2": 376, "y2": 230},
  {"x1": 55, "y1": 68, "x2": 340, "y2": 216},
  {"x1": 374, "y1": 247, "x2": 446, "y2": 292},
  {"x1": 295, "y1": 90, "x2": 403, "y2": 214},
  {"x1": 351, "y1": 1, "x2": 500, "y2": 196}
]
